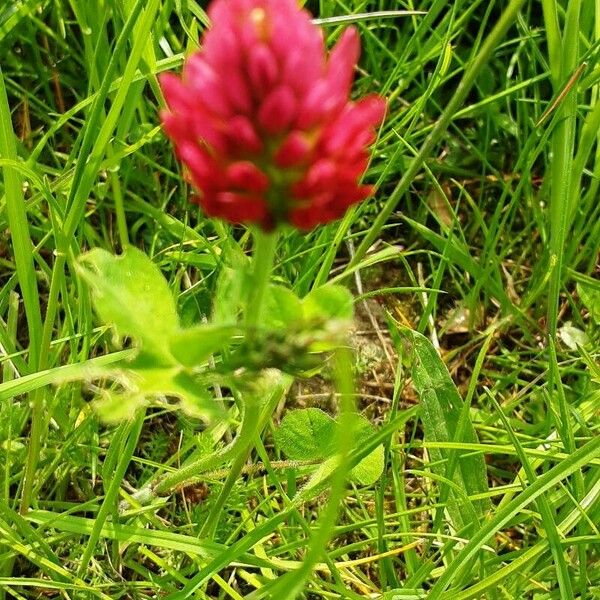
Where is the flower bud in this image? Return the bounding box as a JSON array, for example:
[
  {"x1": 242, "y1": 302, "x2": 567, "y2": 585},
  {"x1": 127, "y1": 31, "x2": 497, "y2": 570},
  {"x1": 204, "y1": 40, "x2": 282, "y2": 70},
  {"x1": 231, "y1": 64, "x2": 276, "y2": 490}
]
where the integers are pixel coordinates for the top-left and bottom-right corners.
[{"x1": 160, "y1": 0, "x2": 386, "y2": 230}]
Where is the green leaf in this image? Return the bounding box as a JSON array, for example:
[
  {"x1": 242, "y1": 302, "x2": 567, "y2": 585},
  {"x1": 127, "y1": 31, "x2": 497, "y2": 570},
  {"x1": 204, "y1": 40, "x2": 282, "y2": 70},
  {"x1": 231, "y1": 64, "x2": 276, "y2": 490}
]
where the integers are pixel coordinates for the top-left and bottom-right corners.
[
  {"x1": 577, "y1": 282, "x2": 600, "y2": 324},
  {"x1": 170, "y1": 372, "x2": 221, "y2": 419},
  {"x1": 558, "y1": 321, "x2": 589, "y2": 350},
  {"x1": 77, "y1": 247, "x2": 178, "y2": 357},
  {"x1": 275, "y1": 409, "x2": 384, "y2": 485},
  {"x1": 303, "y1": 285, "x2": 354, "y2": 321},
  {"x1": 170, "y1": 324, "x2": 240, "y2": 367},
  {"x1": 350, "y1": 416, "x2": 385, "y2": 486},
  {"x1": 264, "y1": 284, "x2": 303, "y2": 329},
  {"x1": 395, "y1": 326, "x2": 490, "y2": 532},
  {"x1": 275, "y1": 408, "x2": 336, "y2": 460},
  {"x1": 301, "y1": 455, "x2": 338, "y2": 495},
  {"x1": 94, "y1": 355, "x2": 222, "y2": 423},
  {"x1": 212, "y1": 245, "x2": 249, "y2": 325},
  {"x1": 95, "y1": 390, "x2": 146, "y2": 423}
]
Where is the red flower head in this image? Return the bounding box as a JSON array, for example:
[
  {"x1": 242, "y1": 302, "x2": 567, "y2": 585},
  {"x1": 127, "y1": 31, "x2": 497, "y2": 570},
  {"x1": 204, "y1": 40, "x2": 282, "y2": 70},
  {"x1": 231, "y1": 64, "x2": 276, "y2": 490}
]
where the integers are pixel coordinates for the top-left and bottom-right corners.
[{"x1": 160, "y1": 0, "x2": 386, "y2": 230}]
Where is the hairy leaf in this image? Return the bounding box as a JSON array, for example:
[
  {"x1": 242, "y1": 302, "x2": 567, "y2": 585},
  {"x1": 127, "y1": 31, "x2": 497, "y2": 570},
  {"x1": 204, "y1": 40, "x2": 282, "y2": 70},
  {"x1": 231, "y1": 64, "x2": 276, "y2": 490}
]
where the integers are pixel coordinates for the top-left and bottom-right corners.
[{"x1": 77, "y1": 247, "x2": 178, "y2": 358}]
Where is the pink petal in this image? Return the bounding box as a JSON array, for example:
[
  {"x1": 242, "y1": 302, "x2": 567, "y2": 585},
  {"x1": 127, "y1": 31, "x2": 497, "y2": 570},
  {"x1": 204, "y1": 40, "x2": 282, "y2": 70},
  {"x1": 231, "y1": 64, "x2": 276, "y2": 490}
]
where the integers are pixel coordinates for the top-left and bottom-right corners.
[
  {"x1": 283, "y1": 46, "x2": 325, "y2": 94},
  {"x1": 161, "y1": 112, "x2": 190, "y2": 144},
  {"x1": 355, "y1": 184, "x2": 375, "y2": 202},
  {"x1": 223, "y1": 71, "x2": 253, "y2": 113},
  {"x1": 296, "y1": 79, "x2": 343, "y2": 129},
  {"x1": 226, "y1": 161, "x2": 269, "y2": 192},
  {"x1": 302, "y1": 159, "x2": 337, "y2": 193},
  {"x1": 178, "y1": 143, "x2": 221, "y2": 191},
  {"x1": 183, "y1": 54, "x2": 217, "y2": 87},
  {"x1": 184, "y1": 56, "x2": 232, "y2": 117},
  {"x1": 208, "y1": 0, "x2": 253, "y2": 23},
  {"x1": 203, "y1": 25, "x2": 241, "y2": 71},
  {"x1": 353, "y1": 95, "x2": 387, "y2": 127},
  {"x1": 239, "y1": 10, "x2": 270, "y2": 50},
  {"x1": 190, "y1": 115, "x2": 227, "y2": 153},
  {"x1": 265, "y1": 0, "x2": 299, "y2": 17},
  {"x1": 274, "y1": 131, "x2": 312, "y2": 167},
  {"x1": 199, "y1": 87, "x2": 232, "y2": 118},
  {"x1": 289, "y1": 207, "x2": 317, "y2": 230},
  {"x1": 338, "y1": 155, "x2": 370, "y2": 180},
  {"x1": 258, "y1": 85, "x2": 298, "y2": 134},
  {"x1": 178, "y1": 143, "x2": 212, "y2": 177},
  {"x1": 309, "y1": 191, "x2": 335, "y2": 208},
  {"x1": 269, "y1": 1, "x2": 320, "y2": 59},
  {"x1": 326, "y1": 27, "x2": 360, "y2": 98},
  {"x1": 160, "y1": 0, "x2": 384, "y2": 230},
  {"x1": 321, "y1": 96, "x2": 386, "y2": 154},
  {"x1": 207, "y1": 0, "x2": 231, "y2": 22},
  {"x1": 215, "y1": 191, "x2": 268, "y2": 222},
  {"x1": 159, "y1": 73, "x2": 190, "y2": 113},
  {"x1": 227, "y1": 115, "x2": 263, "y2": 153},
  {"x1": 248, "y1": 43, "x2": 279, "y2": 92}
]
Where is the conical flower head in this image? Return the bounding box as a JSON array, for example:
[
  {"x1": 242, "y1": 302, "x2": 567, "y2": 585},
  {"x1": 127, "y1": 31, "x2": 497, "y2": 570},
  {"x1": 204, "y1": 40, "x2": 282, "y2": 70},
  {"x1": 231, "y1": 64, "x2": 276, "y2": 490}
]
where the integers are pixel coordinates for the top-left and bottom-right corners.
[{"x1": 160, "y1": 0, "x2": 386, "y2": 230}]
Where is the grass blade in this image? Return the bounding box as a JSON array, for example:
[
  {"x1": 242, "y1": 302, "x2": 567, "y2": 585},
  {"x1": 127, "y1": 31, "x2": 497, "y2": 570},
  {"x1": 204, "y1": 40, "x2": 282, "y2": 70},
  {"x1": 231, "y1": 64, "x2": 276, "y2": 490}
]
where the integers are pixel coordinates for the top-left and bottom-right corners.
[
  {"x1": 395, "y1": 327, "x2": 490, "y2": 535},
  {"x1": 428, "y1": 433, "x2": 600, "y2": 597}
]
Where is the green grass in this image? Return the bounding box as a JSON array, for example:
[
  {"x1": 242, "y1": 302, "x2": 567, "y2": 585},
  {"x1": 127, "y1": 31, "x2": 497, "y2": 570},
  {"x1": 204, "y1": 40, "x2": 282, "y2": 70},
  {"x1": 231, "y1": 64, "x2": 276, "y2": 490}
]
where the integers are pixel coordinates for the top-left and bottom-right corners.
[{"x1": 1, "y1": 0, "x2": 600, "y2": 598}]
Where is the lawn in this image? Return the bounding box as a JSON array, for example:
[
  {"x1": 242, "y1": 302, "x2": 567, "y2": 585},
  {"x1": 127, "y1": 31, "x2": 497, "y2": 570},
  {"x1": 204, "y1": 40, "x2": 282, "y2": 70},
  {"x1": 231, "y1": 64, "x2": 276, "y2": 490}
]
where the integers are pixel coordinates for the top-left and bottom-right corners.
[{"x1": 1, "y1": 0, "x2": 600, "y2": 598}]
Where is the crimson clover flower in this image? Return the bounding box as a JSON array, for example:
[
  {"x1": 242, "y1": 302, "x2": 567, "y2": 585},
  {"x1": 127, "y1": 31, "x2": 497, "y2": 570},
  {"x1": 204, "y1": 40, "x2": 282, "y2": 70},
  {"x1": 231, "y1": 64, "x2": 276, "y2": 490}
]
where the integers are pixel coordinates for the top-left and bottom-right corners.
[{"x1": 160, "y1": 0, "x2": 386, "y2": 230}]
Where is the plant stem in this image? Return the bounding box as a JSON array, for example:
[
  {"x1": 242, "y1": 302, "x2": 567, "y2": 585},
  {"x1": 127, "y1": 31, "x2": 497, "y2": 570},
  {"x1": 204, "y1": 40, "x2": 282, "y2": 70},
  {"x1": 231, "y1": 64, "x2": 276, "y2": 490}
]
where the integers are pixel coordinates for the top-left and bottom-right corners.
[
  {"x1": 197, "y1": 397, "x2": 262, "y2": 539},
  {"x1": 151, "y1": 419, "x2": 256, "y2": 497},
  {"x1": 268, "y1": 346, "x2": 356, "y2": 599},
  {"x1": 195, "y1": 229, "x2": 278, "y2": 538},
  {"x1": 140, "y1": 375, "x2": 292, "y2": 502},
  {"x1": 244, "y1": 228, "x2": 278, "y2": 335},
  {"x1": 196, "y1": 374, "x2": 292, "y2": 539}
]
